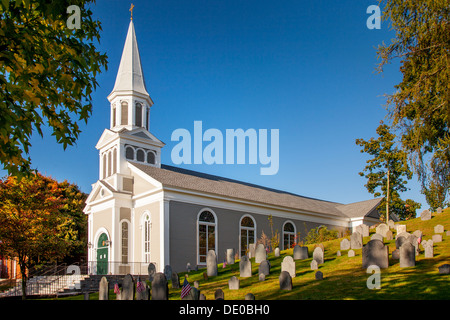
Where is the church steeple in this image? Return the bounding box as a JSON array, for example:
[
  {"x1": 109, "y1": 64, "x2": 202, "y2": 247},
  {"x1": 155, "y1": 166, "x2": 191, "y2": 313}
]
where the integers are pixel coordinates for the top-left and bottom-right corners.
[{"x1": 107, "y1": 18, "x2": 153, "y2": 131}]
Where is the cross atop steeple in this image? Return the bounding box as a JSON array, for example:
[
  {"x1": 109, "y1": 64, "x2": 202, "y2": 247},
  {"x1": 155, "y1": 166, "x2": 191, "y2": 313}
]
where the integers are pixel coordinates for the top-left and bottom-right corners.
[{"x1": 129, "y1": 3, "x2": 134, "y2": 20}]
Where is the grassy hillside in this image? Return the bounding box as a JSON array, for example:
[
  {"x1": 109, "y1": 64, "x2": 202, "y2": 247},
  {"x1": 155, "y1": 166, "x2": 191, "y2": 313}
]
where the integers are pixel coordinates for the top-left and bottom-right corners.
[{"x1": 166, "y1": 208, "x2": 450, "y2": 300}]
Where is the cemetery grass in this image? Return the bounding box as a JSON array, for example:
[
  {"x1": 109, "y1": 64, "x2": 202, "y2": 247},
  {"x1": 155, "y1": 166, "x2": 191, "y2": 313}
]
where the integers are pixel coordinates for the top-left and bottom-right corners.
[{"x1": 59, "y1": 209, "x2": 450, "y2": 300}]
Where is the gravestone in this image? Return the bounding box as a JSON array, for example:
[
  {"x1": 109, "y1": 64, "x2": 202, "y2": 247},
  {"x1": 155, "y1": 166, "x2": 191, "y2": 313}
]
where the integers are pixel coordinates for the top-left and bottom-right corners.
[
  {"x1": 281, "y1": 256, "x2": 296, "y2": 278},
  {"x1": 245, "y1": 293, "x2": 255, "y2": 300},
  {"x1": 182, "y1": 287, "x2": 200, "y2": 300},
  {"x1": 395, "y1": 233, "x2": 409, "y2": 249},
  {"x1": 385, "y1": 230, "x2": 393, "y2": 241},
  {"x1": 336, "y1": 250, "x2": 341, "y2": 257},
  {"x1": 388, "y1": 220, "x2": 395, "y2": 229},
  {"x1": 99, "y1": 276, "x2": 109, "y2": 300},
  {"x1": 255, "y1": 244, "x2": 267, "y2": 263},
  {"x1": 407, "y1": 234, "x2": 419, "y2": 256},
  {"x1": 293, "y1": 246, "x2": 308, "y2": 260},
  {"x1": 152, "y1": 272, "x2": 168, "y2": 300},
  {"x1": 259, "y1": 260, "x2": 270, "y2": 276},
  {"x1": 362, "y1": 239, "x2": 389, "y2": 269},
  {"x1": 186, "y1": 263, "x2": 192, "y2": 272},
  {"x1": 259, "y1": 273, "x2": 265, "y2": 281},
  {"x1": 226, "y1": 249, "x2": 235, "y2": 265},
  {"x1": 313, "y1": 246, "x2": 324, "y2": 265},
  {"x1": 350, "y1": 232, "x2": 363, "y2": 249},
  {"x1": 396, "y1": 224, "x2": 407, "y2": 235},
  {"x1": 356, "y1": 224, "x2": 369, "y2": 237},
  {"x1": 315, "y1": 271, "x2": 323, "y2": 280},
  {"x1": 437, "y1": 207, "x2": 443, "y2": 214},
  {"x1": 420, "y1": 209, "x2": 431, "y2": 221},
  {"x1": 279, "y1": 271, "x2": 292, "y2": 290},
  {"x1": 164, "y1": 265, "x2": 172, "y2": 281},
  {"x1": 432, "y1": 234, "x2": 442, "y2": 243},
  {"x1": 215, "y1": 289, "x2": 224, "y2": 300},
  {"x1": 376, "y1": 223, "x2": 389, "y2": 237},
  {"x1": 274, "y1": 247, "x2": 280, "y2": 257},
  {"x1": 239, "y1": 255, "x2": 252, "y2": 278},
  {"x1": 392, "y1": 249, "x2": 400, "y2": 259},
  {"x1": 310, "y1": 260, "x2": 318, "y2": 270},
  {"x1": 171, "y1": 272, "x2": 180, "y2": 289},
  {"x1": 340, "y1": 239, "x2": 350, "y2": 251},
  {"x1": 228, "y1": 276, "x2": 240, "y2": 290},
  {"x1": 121, "y1": 274, "x2": 135, "y2": 300},
  {"x1": 438, "y1": 264, "x2": 450, "y2": 274},
  {"x1": 400, "y1": 242, "x2": 415, "y2": 268},
  {"x1": 136, "y1": 281, "x2": 150, "y2": 300},
  {"x1": 248, "y1": 244, "x2": 256, "y2": 259},
  {"x1": 148, "y1": 263, "x2": 156, "y2": 282},
  {"x1": 348, "y1": 249, "x2": 355, "y2": 257},
  {"x1": 412, "y1": 230, "x2": 423, "y2": 239},
  {"x1": 206, "y1": 250, "x2": 218, "y2": 277},
  {"x1": 371, "y1": 233, "x2": 383, "y2": 242},
  {"x1": 424, "y1": 242, "x2": 434, "y2": 258},
  {"x1": 434, "y1": 224, "x2": 444, "y2": 234}
]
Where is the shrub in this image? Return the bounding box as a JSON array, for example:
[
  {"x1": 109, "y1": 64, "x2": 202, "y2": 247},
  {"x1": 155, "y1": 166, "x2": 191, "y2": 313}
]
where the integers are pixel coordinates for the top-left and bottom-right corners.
[{"x1": 304, "y1": 225, "x2": 339, "y2": 244}]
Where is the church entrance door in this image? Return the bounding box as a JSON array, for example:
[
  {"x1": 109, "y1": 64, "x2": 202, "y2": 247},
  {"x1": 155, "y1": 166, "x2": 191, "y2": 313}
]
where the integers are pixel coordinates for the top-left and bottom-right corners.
[{"x1": 97, "y1": 233, "x2": 109, "y2": 274}]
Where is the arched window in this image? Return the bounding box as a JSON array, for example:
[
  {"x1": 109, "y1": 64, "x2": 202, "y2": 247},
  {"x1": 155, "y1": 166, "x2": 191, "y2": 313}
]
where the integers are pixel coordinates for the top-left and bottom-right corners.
[
  {"x1": 121, "y1": 101, "x2": 128, "y2": 125},
  {"x1": 143, "y1": 213, "x2": 151, "y2": 263},
  {"x1": 198, "y1": 210, "x2": 216, "y2": 264},
  {"x1": 125, "y1": 146, "x2": 134, "y2": 160},
  {"x1": 136, "y1": 149, "x2": 145, "y2": 162},
  {"x1": 283, "y1": 222, "x2": 296, "y2": 250},
  {"x1": 135, "y1": 103, "x2": 142, "y2": 127},
  {"x1": 240, "y1": 216, "x2": 255, "y2": 257},
  {"x1": 121, "y1": 221, "x2": 129, "y2": 264},
  {"x1": 147, "y1": 151, "x2": 155, "y2": 164}
]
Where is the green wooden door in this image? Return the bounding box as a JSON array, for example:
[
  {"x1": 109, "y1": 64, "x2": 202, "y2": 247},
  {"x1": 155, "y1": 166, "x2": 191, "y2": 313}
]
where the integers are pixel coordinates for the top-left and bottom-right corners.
[{"x1": 97, "y1": 233, "x2": 108, "y2": 274}]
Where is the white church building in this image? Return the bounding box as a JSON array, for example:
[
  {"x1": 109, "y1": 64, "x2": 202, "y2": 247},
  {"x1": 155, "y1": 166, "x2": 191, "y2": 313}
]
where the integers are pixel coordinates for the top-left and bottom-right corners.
[{"x1": 83, "y1": 18, "x2": 384, "y2": 275}]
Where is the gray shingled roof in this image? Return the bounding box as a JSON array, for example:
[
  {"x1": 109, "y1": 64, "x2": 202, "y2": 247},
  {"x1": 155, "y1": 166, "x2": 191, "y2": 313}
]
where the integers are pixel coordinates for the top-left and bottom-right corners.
[{"x1": 131, "y1": 163, "x2": 382, "y2": 219}]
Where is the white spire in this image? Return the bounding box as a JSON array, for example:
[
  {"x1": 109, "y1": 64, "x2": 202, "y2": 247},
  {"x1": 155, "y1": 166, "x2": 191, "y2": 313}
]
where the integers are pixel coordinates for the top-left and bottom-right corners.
[{"x1": 108, "y1": 20, "x2": 153, "y2": 106}]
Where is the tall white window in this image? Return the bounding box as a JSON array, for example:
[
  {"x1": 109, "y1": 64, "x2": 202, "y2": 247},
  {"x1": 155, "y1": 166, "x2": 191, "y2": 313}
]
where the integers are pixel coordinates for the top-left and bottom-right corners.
[
  {"x1": 240, "y1": 216, "x2": 255, "y2": 257},
  {"x1": 198, "y1": 210, "x2": 216, "y2": 264},
  {"x1": 143, "y1": 213, "x2": 151, "y2": 263},
  {"x1": 283, "y1": 221, "x2": 296, "y2": 249}
]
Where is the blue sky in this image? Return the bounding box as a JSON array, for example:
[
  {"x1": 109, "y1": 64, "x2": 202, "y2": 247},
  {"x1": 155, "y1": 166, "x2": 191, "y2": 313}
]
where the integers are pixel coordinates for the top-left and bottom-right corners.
[{"x1": 2, "y1": 0, "x2": 429, "y2": 213}]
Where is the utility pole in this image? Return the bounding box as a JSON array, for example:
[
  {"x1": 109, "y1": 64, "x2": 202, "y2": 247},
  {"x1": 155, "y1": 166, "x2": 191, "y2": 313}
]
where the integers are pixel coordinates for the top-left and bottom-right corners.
[{"x1": 386, "y1": 169, "x2": 390, "y2": 224}]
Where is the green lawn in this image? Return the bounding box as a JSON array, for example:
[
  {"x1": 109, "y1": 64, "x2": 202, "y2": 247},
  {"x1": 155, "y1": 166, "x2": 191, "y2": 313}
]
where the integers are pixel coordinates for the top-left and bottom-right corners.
[{"x1": 59, "y1": 208, "x2": 450, "y2": 300}]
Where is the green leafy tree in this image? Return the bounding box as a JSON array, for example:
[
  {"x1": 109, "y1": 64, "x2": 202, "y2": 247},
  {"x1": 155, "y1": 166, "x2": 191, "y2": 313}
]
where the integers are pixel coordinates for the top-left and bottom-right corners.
[
  {"x1": 0, "y1": 0, "x2": 108, "y2": 176},
  {"x1": 376, "y1": 0, "x2": 450, "y2": 207},
  {"x1": 356, "y1": 122, "x2": 418, "y2": 220}
]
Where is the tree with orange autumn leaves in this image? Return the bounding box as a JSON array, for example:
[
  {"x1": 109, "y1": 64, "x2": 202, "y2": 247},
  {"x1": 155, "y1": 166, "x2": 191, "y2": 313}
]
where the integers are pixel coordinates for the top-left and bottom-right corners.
[{"x1": 0, "y1": 173, "x2": 86, "y2": 299}]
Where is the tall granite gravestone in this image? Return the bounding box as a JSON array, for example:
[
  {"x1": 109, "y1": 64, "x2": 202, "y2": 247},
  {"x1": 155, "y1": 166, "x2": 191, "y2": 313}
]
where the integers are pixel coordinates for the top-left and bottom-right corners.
[
  {"x1": 228, "y1": 276, "x2": 240, "y2": 290},
  {"x1": 152, "y1": 272, "x2": 168, "y2": 300},
  {"x1": 362, "y1": 239, "x2": 389, "y2": 269},
  {"x1": 171, "y1": 272, "x2": 180, "y2": 289},
  {"x1": 376, "y1": 223, "x2": 389, "y2": 237},
  {"x1": 281, "y1": 256, "x2": 296, "y2": 278},
  {"x1": 99, "y1": 276, "x2": 109, "y2": 300},
  {"x1": 293, "y1": 246, "x2": 308, "y2": 260},
  {"x1": 279, "y1": 271, "x2": 292, "y2": 290},
  {"x1": 259, "y1": 260, "x2": 270, "y2": 276},
  {"x1": 215, "y1": 289, "x2": 224, "y2": 300},
  {"x1": 239, "y1": 255, "x2": 252, "y2": 277},
  {"x1": 350, "y1": 232, "x2": 363, "y2": 249},
  {"x1": 164, "y1": 265, "x2": 172, "y2": 281},
  {"x1": 355, "y1": 224, "x2": 369, "y2": 237},
  {"x1": 420, "y1": 209, "x2": 431, "y2": 221},
  {"x1": 424, "y1": 241, "x2": 434, "y2": 258},
  {"x1": 226, "y1": 249, "x2": 235, "y2": 265},
  {"x1": 148, "y1": 263, "x2": 156, "y2": 282},
  {"x1": 396, "y1": 233, "x2": 409, "y2": 249},
  {"x1": 313, "y1": 246, "x2": 324, "y2": 265},
  {"x1": 400, "y1": 242, "x2": 415, "y2": 268},
  {"x1": 121, "y1": 274, "x2": 135, "y2": 300},
  {"x1": 340, "y1": 238, "x2": 350, "y2": 251},
  {"x1": 207, "y1": 250, "x2": 218, "y2": 277},
  {"x1": 255, "y1": 244, "x2": 266, "y2": 263}
]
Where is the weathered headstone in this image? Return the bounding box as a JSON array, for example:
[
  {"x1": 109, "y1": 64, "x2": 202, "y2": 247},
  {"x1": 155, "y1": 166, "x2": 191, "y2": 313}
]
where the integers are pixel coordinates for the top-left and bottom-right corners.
[
  {"x1": 98, "y1": 276, "x2": 109, "y2": 300},
  {"x1": 432, "y1": 234, "x2": 442, "y2": 243},
  {"x1": 281, "y1": 256, "x2": 296, "y2": 278},
  {"x1": 152, "y1": 272, "x2": 168, "y2": 300},
  {"x1": 396, "y1": 224, "x2": 407, "y2": 235},
  {"x1": 395, "y1": 233, "x2": 409, "y2": 249},
  {"x1": 248, "y1": 243, "x2": 256, "y2": 259},
  {"x1": 164, "y1": 265, "x2": 172, "y2": 281},
  {"x1": 315, "y1": 270, "x2": 323, "y2": 280},
  {"x1": 293, "y1": 245, "x2": 308, "y2": 260},
  {"x1": 245, "y1": 293, "x2": 255, "y2": 300},
  {"x1": 215, "y1": 288, "x2": 224, "y2": 300},
  {"x1": 420, "y1": 209, "x2": 431, "y2": 221},
  {"x1": 336, "y1": 250, "x2": 341, "y2": 257},
  {"x1": 340, "y1": 238, "x2": 350, "y2": 251},
  {"x1": 376, "y1": 223, "x2": 389, "y2": 237},
  {"x1": 206, "y1": 250, "x2": 218, "y2": 277},
  {"x1": 136, "y1": 280, "x2": 150, "y2": 300},
  {"x1": 228, "y1": 276, "x2": 240, "y2": 290},
  {"x1": 259, "y1": 260, "x2": 270, "y2": 276},
  {"x1": 388, "y1": 220, "x2": 395, "y2": 229},
  {"x1": 226, "y1": 249, "x2": 235, "y2": 265},
  {"x1": 362, "y1": 239, "x2": 389, "y2": 269},
  {"x1": 255, "y1": 244, "x2": 267, "y2": 264},
  {"x1": 437, "y1": 207, "x2": 443, "y2": 214},
  {"x1": 356, "y1": 224, "x2": 369, "y2": 237},
  {"x1": 399, "y1": 242, "x2": 415, "y2": 268},
  {"x1": 148, "y1": 263, "x2": 156, "y2": 282},
  {"x1": 313, "y1": 246, "x2": 324, "y2": 265},
  {"x1": 412, "y1": 230, "x2": 423, "y2": 239},
  {"x1": 434, "y1": 224, "x2": 444, "y2": 234},
  {"x1": 182, "y1": 287, "x2": 200, "y2": 300},
  {"x1": 348, "y1": 249, "x2": 355, "y2": 257},
  {"x1": 370, "y1": 233, "x2": 384, "y2": 242},
  {"x1": 279, "y1": 271, "x2": 292, "y2": 290},
  {"x1": 239, "y1": 255, "x2": 252, "y2": 278},
  {"x1": 351, "y1": 232, "x2": 363, "y2": 249},
  {"x1": 121, "y1": 274, "x2": 135, "y2": 300},
  {"x1": 171, "y1": 272, "x2": 180, "y2": 289},
  {"x1": 274, "y1": 247, "x2": 280, "y2": 257},
  {"x1": 310, "y1": 260, "x2": 318, "y2": 270},
  {"x1": 424, "y1": 242, "x2": 434, "y2": 258},
  {"x1": 385, "y1": 230, "x2": 393, "y2": 241},
  {"x1": 259, "y1": 273, "x2": 265, "y2": 281},
  {"x1": 438, "y1": 264, "x2": 450, "y2": 274}
]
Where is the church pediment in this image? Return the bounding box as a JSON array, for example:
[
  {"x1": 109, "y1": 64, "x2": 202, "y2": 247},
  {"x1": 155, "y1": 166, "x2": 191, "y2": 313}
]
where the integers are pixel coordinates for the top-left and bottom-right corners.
[
  {"x1": 95, "y1": 129, "x2": 118, "y2": 150},
  {"x1": 85, "y1": 180, "x2": 115, "y2": 206},
  {"x1": 120, "y1": 127, "x2": 165, "y2": 147}
]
